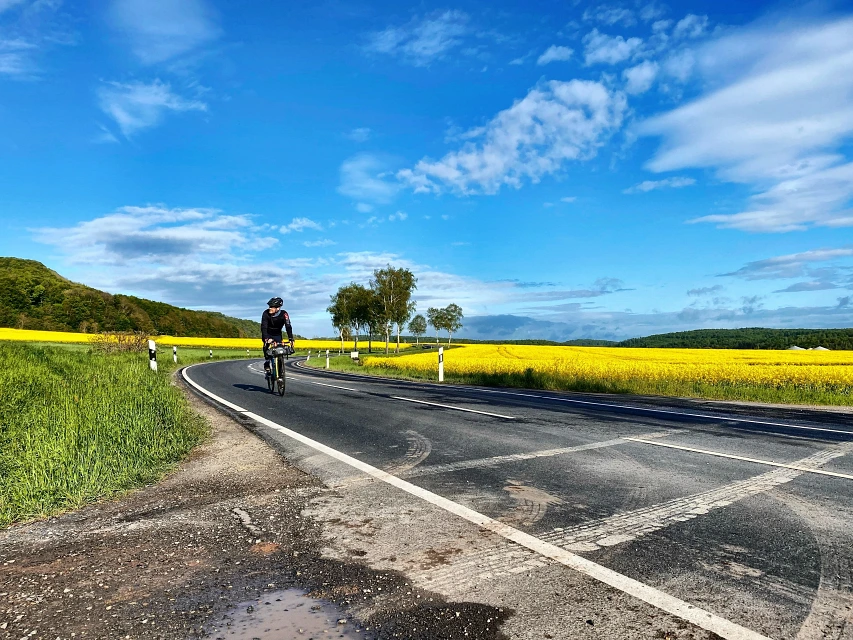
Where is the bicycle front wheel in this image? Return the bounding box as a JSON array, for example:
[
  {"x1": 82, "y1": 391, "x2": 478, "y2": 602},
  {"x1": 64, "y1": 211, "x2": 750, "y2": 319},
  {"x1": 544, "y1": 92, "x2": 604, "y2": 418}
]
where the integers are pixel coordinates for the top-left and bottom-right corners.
[{"x1": 276, "y1": 356, "x2": 286, "y2": 395}]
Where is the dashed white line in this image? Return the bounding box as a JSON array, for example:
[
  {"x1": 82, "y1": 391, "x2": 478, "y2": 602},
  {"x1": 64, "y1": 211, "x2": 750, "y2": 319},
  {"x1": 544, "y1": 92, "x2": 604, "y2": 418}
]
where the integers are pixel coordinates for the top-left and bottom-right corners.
[
  {"x1": 625, "y1": 437, "x2": 853, "y2": 481},
  {"x1": 391, "y1": 396, "x2": 516, "y2": 420}
]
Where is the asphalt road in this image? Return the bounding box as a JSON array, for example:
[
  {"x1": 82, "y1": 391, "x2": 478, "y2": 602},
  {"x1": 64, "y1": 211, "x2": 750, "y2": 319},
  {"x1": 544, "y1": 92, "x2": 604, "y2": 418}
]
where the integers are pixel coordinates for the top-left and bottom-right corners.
[{"x1": 183, "y1": 357, "x2": 853, "y2": 640}]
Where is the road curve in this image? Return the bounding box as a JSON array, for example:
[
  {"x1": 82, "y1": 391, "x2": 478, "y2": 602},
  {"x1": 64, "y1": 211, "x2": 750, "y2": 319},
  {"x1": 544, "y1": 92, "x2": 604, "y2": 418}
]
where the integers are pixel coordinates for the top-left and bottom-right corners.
[{"x1": 182, "y1": 357, "x2": 853, "y2": 640}]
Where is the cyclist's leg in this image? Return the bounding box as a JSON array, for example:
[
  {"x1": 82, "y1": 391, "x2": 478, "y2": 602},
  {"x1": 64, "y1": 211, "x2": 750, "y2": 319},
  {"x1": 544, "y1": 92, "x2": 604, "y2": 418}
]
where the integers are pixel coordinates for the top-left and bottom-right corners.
[{"x1": 263, "y1": 342, "x2": 271, "y2": 372}]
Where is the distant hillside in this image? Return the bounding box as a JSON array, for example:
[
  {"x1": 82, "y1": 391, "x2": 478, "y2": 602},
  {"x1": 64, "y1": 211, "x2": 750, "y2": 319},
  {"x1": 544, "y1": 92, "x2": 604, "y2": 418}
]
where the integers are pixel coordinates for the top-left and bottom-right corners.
[
  {"x1": 619, "y1": 328, "x2": 853, "y2": 350},
  {"x1": 0, "y1": 257, "x2": 261, "y2": 338}
]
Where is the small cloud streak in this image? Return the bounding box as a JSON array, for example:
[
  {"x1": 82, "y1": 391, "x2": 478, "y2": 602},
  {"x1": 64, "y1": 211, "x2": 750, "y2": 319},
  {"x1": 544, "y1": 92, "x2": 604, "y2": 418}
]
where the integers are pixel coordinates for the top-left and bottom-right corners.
[
  {"x1": 281, "y1": 217, "x2": 323, "y2": 234},
  {"x1": 537, "y1": 45, "x2": 573, "y2": 65},
  {"x1": 624, "y1": 176, "x2": 695, "y2": 193},
  {"x1": 98, "y1": 79, "x2": 207, "y2": 137}
]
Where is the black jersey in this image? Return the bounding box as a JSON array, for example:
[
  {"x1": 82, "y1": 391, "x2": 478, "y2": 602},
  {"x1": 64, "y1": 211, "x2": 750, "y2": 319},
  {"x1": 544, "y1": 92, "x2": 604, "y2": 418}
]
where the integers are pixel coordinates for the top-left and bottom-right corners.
[{"x1": 261, "y1": 308, "x2": 294, "y2": 342}]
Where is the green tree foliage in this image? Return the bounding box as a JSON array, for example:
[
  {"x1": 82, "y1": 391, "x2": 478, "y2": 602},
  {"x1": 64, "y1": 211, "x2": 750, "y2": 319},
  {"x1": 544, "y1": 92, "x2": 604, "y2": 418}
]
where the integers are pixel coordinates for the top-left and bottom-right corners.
[
  {"x1": 408, "y1": 314, "x2": 427, "y2": 345},
  {"x1": 425, "y1": 304, "x2": 464, "y2": 344},
  {"x1": 370, "y1": 265, "x2": 418, "y2": 354},
  {"x1": 426, "y1": 307, "x2": 444, "y2": 344},
  {"x1": 0, "y1": 258, "x2": 261, "y2": 338},
  {"x1": 618, "y1": 327, "x2": 853, "y2": 350}
]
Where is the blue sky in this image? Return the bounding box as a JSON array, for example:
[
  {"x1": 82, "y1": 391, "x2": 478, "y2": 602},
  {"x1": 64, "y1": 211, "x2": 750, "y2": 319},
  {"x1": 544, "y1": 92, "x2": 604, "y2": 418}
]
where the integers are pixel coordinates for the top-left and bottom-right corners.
[{"x1": 1, "y1": 0, "x2": 852, "y2": 340}]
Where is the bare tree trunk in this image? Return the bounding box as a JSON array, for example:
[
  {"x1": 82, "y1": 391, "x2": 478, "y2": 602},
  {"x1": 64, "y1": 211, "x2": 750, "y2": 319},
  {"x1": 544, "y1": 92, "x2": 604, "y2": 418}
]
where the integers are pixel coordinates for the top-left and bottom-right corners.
[
  {"x1": 395, "y1": 323, "x2": 400, "y2": 353},
  {"x1": 385, "y1": 324, "x2": 390, "y2": 354}
]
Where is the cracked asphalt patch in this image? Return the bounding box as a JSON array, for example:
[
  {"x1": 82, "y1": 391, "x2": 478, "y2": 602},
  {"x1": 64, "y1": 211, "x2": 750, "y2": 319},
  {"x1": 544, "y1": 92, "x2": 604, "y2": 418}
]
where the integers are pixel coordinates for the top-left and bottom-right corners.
[{"x1": 0, "y1": 386, "x2": 511, "y2": 640}]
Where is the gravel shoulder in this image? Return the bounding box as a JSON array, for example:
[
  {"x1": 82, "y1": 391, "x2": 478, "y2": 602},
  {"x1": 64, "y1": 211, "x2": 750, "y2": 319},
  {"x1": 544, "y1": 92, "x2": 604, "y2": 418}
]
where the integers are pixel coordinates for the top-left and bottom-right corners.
[{"x1": 0, "y1": 380, "x2": 511, "y2": 640}]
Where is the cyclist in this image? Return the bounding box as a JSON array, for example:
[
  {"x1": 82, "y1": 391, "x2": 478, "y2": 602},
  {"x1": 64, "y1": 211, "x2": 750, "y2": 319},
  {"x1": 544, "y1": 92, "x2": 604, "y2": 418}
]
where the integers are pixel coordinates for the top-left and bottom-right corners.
[{"x1": 262, "y1": 297, "x2": 295, "y2": 375}]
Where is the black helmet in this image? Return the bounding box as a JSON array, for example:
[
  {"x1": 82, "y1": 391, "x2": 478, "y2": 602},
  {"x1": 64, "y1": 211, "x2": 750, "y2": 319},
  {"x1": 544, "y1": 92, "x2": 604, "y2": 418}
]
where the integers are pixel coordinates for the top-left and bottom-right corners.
[{"x1": 267, "y1": 297, "x2": 283, "y2": 307}]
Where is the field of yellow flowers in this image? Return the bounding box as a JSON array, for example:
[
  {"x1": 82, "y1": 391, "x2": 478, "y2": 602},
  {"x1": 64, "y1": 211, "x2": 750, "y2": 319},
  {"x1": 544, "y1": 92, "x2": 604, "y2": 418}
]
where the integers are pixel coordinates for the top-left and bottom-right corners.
[
  {"x1": 0, "y1": 328, "x2": 407, "y2": 352},
  {"x1": 361, "y1": 344, "x2": 853, "y2": 405}
]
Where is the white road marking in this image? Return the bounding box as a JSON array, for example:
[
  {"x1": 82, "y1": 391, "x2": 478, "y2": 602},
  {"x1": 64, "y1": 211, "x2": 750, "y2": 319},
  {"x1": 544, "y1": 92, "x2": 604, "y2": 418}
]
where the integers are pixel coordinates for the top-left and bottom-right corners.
[
  {"x1": 401, "y1": 431, "x2": 674, "y2": 478},
  {"x1": 541, "y1": 443, "x2": 853, "y2": 552},
  {"x1": 183, "y1": 365, "x2": 248, "y2": 412},
  {"x1": 294, "y1": 379, "x2": 360, "y2": 393},
  {"x1": 625, "y1": 438, "x2": 853, "y2": 481},
  {"x1": 184, "y1": 368, "x2": 771, "y2": 640},
  {"x1": 391, "y1": 396, "x2": 516, "y2": 420}
]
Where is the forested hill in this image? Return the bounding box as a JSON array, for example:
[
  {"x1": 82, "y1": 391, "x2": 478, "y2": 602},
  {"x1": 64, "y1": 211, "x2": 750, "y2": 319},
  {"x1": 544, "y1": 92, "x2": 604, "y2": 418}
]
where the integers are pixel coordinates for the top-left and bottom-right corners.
[
  {"x1": 0, "y1": 258, "x2": 261, "y2": 338},
  {"x1": 619, "y1": 328, "x2": 853, "y2": 350}
]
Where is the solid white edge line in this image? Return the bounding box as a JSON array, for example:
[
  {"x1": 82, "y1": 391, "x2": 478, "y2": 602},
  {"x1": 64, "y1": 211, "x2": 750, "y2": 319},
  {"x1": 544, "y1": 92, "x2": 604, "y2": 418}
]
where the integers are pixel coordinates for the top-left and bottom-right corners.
[
  {"x1": 294, "y1": 361, "x2": 851, "y2": 437},
  {"x1": 391, "y1": 396, "x2": 516, "y2": 420},
  {"x1": 182, "y1": 364, "x2": 248, "y2": 413},
  {"x1": 625, "y1": 437, "x2": 853, "y2": 481},
  {"x1": 301, "y1": 380, "x2": 360, "y2": 393}
]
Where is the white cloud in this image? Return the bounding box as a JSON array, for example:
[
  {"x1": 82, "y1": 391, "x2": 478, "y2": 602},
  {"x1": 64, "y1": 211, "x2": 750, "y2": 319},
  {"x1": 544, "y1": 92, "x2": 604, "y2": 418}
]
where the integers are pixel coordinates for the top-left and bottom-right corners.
[
  {"x1": 623, "y1": 60, "x2": 658, "y2": 94},
  {"x1": 721, "y1": 248, "x2": 853, "y2": 280},
  {"x1": 640, "y1": 16, "x2": 853, "y2": 232},
  {"x1": 582, "y1": 5, "x2": 636, "y2": 27},
  {"x1": 560, "y1": 196, "x2": 577, "y2": 203},
  {"x1": 398, "y1": 79, "x2": 627, "y2": 195},
  {"x1": 673, "y1": 14, "x2": 709, "y2": 39},
  {"x1": 661, "y1": 49, "x2": 695, "y2": 82},
  {"x1": 364, "y1": 10, "x2": 469, "y2": 66},
  {"x1": 304, "y1": 239, "x2": 336, "y2": 247},
  {"x1": 640, "y1": 3, "x2": 667, "y2": 22},
  {"x1": 355, "y1": 202, "x2": 373, "y2": 213},
  {"x1": 388, "y1": 211, "x2": 408, "y2": 221},
  {"x1": 583, "y1": 29, "x2": 643, "y2": 65},
  {"x1": 346, "y1": 127, "x2": 371, "y2": 142},
  {"x1": 33, "y1": 206, "x2": 271, "y2": 266},
  {"x1": 109, "y1": 0, "x2": 221, "y2": 65},
  {"x1": 624, "y1": 176, "x2": 695, "y2": 193},
  {"x1": 537, "y1": 45, "x2": 573, "y2": 65},
  {"x1": 338, "y1": 154, "x2": 399, "y2": 204},
  {"x1": 98, "y1": 79, "x2": 207, "y2": 137},
  {"x1": 281, "y1": 217, "x2": 323, "y2": 234}
]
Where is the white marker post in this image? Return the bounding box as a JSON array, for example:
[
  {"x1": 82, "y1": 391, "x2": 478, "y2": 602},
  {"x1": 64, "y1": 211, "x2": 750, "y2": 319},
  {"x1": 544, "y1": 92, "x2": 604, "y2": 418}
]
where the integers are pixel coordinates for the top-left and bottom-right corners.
[
  {"x1": 438, "y1": 346, "x2": 444, "y2": 382},
  {"x1": 173, "y1": 345, "x2": 177, "y2": 364},
  {"x1": 148, "y1": 340, "x2": 157, "y2": 372},
  {"x1": 307, "y1": 350, "x2": 311, "y2": 361},
  {"x1": 325, "y1": 349, "x2": 330, "y2": 369},
  {"x1": 246, "y1": 349, "x2": 250, "y2": 358},
  {"x1": 209, "y1": 349, "x2": 213, "y2": 359}
]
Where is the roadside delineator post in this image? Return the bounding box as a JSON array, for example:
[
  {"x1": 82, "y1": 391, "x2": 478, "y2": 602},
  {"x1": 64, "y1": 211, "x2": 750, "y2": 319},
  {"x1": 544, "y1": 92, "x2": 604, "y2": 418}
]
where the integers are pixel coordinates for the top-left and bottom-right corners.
[
  {"x1": 173, "y1": 345, "x2": 177, "y2": 364},
  {"x1": 325, "y1": 349, "x2": 330, "y2": 369},
  {"x1": 246, "y1": 349, "x2": 250, "y2": 358},
  {"x1": 438, "y1": 346, "x2": 444, "y2": 382},
  {"x1": 148, "y1": 340, "x2": 157, "y2": 372},
  {"x1": 307, "y1": 350, "x2": 311, "y2": 361},
  {"x1": 209, "y1": 349, "x2": 213, "y2": 359}
]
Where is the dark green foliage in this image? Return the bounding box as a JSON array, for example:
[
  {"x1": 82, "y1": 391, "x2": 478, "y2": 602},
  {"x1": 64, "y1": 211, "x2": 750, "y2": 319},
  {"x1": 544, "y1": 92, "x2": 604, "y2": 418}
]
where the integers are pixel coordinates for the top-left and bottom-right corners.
[
  {"x1": 0, "y1": 257, "x2": 260, "y2": 338},
  {"x1": 619, "y1": 327, "x2": 853, "y2": 350}
]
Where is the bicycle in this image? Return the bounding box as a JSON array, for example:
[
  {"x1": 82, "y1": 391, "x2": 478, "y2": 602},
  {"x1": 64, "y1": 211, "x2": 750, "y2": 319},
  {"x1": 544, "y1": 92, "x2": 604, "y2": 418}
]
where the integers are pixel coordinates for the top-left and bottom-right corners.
[{"x1": 265, "y1": 342, "x2": 293, "y2": 396}]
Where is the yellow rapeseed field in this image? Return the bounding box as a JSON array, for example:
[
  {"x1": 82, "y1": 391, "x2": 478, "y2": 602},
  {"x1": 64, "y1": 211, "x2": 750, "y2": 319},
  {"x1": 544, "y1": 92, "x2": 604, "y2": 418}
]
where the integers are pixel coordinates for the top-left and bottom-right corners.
[
  {"x1": 363, "y1": 344, "x2": 853, "y2": 402},
  {"x1": 0, "y1": 328, "x2": 409, "y2": 352}
]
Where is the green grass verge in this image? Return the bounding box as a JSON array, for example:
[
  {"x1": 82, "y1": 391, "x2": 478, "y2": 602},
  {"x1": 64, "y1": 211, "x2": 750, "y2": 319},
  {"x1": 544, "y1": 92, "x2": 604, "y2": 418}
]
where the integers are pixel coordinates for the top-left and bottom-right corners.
[
  {"x1": 0, "y1": 343, "x2": 213, "y2": 527},
  {"x1": 303, "y1": 354, "x2": 853, "y2": 406}
]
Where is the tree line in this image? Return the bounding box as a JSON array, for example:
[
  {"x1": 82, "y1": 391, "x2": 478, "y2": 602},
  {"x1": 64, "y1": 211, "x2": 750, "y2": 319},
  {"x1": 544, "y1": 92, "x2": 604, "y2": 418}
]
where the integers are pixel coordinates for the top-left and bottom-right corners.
[
  {"x1": 0, "y1": 257, "x2": 261, "y2": 338},
  {"x1": 326, "y1": 265, "x2": 464, "y2": 354}
]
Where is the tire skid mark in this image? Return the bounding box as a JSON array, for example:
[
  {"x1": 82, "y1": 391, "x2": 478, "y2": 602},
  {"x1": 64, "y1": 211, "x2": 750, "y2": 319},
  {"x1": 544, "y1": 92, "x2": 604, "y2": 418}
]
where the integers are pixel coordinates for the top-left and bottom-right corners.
[
  {"x1": 772, "y1": 492, "x2": 853, "y2": 640},
  {"x1": 385, "y1": 430, "x2": 433, "y2": 475},
  {"x1": 501, "y1": 482, "x2": 565, "y2": 527}
]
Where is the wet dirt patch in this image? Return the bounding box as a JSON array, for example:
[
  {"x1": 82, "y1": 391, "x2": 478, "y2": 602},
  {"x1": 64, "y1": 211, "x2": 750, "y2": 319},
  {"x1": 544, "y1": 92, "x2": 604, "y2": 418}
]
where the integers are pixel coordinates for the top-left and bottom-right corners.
[{"x1": 206, "y1": 588, "x2": 364, "y2": 639}]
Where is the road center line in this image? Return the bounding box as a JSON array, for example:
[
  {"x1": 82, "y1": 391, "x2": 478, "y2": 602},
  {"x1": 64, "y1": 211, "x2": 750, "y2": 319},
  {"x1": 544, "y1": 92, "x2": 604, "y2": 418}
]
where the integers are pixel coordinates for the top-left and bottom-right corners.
[
  {"x1": 625, "y1": 438, "x2": 853, "y2": 481},
  {"x1": 391, "y1": 396, "x2": 516, "y2": 420}
]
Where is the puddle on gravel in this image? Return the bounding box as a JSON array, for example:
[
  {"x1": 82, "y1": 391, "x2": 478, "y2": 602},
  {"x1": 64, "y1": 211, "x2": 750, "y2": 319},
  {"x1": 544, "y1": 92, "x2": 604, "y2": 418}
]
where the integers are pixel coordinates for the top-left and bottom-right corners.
[{"x1": 209, "y1": 588, "x2": 368, "y2": 639}]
